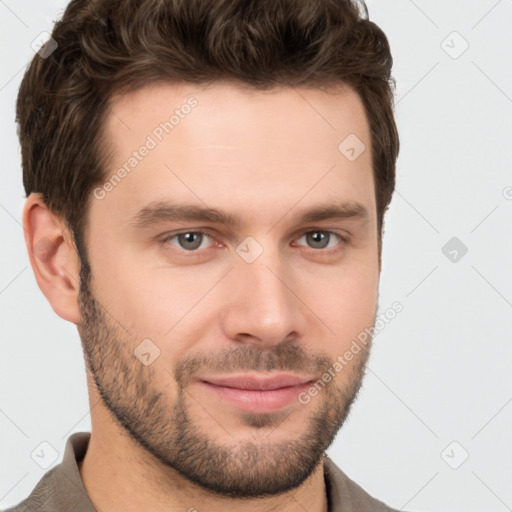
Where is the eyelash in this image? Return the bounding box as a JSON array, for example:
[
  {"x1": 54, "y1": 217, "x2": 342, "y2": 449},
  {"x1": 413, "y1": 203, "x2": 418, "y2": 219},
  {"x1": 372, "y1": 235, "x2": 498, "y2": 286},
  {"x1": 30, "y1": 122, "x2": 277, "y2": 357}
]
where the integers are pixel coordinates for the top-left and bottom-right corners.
[{"x1": 160, "y1": 229, "x2": 348, "y2": 256}]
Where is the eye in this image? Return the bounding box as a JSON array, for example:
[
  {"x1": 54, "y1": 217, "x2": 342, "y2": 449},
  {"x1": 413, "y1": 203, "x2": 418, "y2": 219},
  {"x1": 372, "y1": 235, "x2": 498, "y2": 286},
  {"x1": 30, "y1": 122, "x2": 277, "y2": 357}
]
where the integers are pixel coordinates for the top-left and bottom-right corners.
[
  {"x1": 163, "y1": 230, "x2": 215, "y2": 251},
  {"x1": 295, "y1": 230, "x2": 345, "y2": 252},
  {"x1": 161, "y1": 229, "x2": 347, "y2": 255}
]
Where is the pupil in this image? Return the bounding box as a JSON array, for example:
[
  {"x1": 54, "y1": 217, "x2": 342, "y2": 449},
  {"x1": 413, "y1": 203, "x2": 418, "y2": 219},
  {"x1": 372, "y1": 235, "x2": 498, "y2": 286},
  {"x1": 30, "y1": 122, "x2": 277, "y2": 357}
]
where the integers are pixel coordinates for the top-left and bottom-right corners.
[
  {"x1": 310, "y1": 231, "x2": 327, "y2": 248},
  {"x1": 181, "y1": 232, "x2": 201, "y2": 249}
]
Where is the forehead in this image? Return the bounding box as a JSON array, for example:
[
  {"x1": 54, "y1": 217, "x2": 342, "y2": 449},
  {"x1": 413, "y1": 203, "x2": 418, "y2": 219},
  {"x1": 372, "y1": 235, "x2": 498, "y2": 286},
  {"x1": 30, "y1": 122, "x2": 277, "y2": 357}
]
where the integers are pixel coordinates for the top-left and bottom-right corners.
[
  {"x1": 94, "y1": 80, "x2": 374, "y2": 231},
  {"x1": 106, "y1": 80, "x2": 369, "y2": 148}
]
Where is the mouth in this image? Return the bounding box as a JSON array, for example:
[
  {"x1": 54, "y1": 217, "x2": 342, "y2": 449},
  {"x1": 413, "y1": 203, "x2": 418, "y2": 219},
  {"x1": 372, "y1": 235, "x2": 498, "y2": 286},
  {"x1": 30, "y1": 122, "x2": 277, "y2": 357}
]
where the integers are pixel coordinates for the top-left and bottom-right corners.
[
  {"x1": 197, "y1": 373, "x2": 316, "y2": 413},
  {"x1": 201, "y1": 372, "x2": 316, "y2": 390}
]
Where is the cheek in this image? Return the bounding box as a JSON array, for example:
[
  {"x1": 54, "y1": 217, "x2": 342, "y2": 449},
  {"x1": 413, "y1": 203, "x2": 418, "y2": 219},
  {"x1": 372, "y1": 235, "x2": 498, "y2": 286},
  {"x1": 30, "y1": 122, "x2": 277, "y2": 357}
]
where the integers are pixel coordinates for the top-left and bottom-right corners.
[
  {"x1": 95, "y1": 254, "x2": 215, "y2": 341},
  {"x1": 87, "y1": 241, "x2": 161, "y2": 336},
  {"x1": 303, "y1": 263, "x2": 378, "y2": 345}
]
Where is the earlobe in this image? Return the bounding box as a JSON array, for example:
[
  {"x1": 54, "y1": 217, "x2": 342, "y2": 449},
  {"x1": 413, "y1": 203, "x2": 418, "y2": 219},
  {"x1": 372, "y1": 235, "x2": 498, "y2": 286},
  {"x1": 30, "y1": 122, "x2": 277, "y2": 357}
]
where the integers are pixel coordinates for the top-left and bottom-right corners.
[{"x1": 22, "y1": 193, "x2": 82, "y2": 325}]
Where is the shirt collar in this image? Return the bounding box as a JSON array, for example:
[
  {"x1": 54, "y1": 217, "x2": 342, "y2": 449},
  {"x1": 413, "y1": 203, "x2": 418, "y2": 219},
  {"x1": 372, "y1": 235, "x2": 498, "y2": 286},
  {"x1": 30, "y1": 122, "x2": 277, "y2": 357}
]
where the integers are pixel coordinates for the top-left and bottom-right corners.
[{"x1": 29, "y1": 431, "x2": 369, "y2": 512}]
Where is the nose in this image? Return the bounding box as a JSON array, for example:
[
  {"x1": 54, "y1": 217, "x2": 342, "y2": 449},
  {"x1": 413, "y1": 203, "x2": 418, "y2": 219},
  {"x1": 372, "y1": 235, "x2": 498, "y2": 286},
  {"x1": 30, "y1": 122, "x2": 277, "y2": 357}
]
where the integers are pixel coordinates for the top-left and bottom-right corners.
[{"x1": 220, "y1": 250, "x2": 307, "y2": 349}]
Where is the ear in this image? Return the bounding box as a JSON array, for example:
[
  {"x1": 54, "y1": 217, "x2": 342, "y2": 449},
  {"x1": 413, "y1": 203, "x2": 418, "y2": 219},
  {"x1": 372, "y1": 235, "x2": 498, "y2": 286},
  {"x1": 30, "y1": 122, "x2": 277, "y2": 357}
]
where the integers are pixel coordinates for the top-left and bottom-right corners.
[{"x1": 22, "y1": 193, "x2": 82, "y2": 325}]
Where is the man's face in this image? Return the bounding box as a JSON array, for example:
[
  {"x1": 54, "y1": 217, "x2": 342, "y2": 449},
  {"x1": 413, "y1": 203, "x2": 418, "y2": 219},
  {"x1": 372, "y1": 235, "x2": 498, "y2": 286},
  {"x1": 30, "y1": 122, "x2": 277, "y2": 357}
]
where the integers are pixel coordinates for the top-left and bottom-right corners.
[{"x1": 78, "y1": 81, "x2": 379, "y2": 497}]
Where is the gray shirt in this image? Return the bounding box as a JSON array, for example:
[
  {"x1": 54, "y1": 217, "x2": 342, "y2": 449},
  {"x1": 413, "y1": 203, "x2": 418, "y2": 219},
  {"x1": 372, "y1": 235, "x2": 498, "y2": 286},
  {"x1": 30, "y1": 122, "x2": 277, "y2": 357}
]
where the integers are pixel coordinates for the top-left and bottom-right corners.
[{"x1": 3, "y1": 432, "x2": 403, "y2": 512}]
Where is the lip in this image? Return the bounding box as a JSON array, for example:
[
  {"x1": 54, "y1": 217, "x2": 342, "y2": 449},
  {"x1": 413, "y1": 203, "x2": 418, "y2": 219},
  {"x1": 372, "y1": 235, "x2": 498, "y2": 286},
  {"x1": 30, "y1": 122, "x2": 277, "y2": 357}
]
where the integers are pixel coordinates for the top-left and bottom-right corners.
[
  {"x1": 197, "y1": 373, "x2": 315, "y2": 413},
  {"x1": 201, "y1": 373, "x2": 316, "y2": 390}
]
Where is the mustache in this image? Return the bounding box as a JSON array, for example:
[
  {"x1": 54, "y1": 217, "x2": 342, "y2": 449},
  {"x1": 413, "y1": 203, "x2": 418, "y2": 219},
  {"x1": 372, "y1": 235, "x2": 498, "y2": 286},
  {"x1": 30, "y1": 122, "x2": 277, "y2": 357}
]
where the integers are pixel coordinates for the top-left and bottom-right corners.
[{"x1": 173, "y1": 342, "x2": 333, "y2": 387}]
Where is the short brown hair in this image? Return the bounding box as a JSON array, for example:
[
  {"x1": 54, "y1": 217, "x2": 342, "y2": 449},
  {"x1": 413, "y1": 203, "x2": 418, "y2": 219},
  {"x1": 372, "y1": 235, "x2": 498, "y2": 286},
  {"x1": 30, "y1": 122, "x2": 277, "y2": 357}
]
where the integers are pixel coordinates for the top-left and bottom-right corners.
[{"x1": 17, "y1": 0, "x2": 399, "y2": 266}]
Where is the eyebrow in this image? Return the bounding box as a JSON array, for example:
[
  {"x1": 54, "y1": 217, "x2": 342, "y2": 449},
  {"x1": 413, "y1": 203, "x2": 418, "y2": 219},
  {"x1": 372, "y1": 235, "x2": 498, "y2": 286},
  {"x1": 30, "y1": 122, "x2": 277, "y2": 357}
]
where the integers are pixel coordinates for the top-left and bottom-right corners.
[{"x1": 130, "y1": 200, "x2": 370, "y2": 230}]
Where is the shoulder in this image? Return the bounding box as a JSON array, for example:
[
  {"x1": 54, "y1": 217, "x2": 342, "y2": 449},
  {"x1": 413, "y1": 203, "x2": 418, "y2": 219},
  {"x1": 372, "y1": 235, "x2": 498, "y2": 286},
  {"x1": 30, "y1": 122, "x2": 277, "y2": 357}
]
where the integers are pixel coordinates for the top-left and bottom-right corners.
[
  {"x1": 2, "y1": 466, "x2": 61, "y2": 512},
  {"x1": 2, "y1": 432, "x2": 94, "y2": 512},
  {"x1": 323, "y1": 455, "x2": 405, "y2": 512}
]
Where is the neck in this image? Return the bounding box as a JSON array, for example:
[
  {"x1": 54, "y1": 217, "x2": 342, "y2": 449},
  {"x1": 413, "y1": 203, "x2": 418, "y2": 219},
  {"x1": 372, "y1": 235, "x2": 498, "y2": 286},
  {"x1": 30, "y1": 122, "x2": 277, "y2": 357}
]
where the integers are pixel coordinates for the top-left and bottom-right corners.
[{"x1": 78, "y1": 427, "x2": 329, "y2": 512}]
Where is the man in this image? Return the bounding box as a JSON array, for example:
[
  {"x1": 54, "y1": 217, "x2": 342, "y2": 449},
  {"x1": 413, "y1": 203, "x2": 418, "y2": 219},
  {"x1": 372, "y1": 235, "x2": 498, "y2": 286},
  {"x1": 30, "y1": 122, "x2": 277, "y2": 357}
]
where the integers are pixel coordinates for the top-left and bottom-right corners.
[{"x1": 7, "y1": 0, "x2": 401, "y2": 511}]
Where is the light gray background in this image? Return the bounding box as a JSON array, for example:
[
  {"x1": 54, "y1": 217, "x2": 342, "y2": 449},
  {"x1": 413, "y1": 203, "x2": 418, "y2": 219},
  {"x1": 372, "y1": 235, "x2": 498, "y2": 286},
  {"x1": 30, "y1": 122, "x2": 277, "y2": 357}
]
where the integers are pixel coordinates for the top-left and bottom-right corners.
[{"x1": 1, "y1": 1, "x2": 511, "y2": 510}]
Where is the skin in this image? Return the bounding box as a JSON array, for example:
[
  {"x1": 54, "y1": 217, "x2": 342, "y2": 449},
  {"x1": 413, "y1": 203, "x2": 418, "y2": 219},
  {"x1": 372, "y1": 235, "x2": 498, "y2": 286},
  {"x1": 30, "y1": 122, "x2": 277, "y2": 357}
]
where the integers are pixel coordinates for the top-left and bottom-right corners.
[{"x1": 23, "y1": 80, "x2": 380, "y2": 512}]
